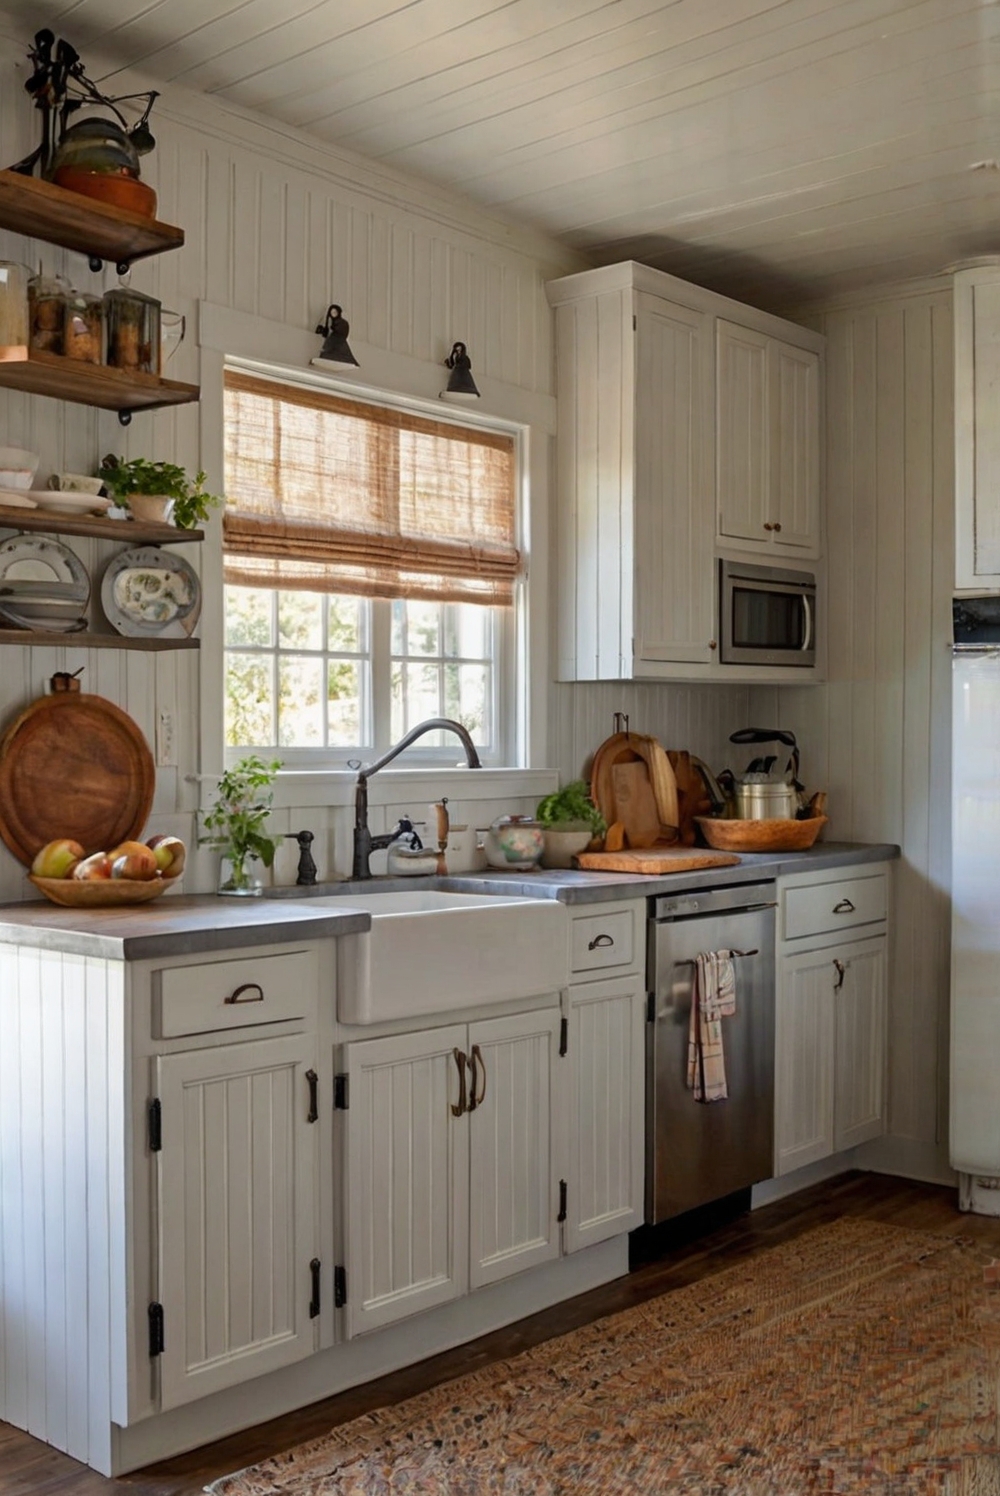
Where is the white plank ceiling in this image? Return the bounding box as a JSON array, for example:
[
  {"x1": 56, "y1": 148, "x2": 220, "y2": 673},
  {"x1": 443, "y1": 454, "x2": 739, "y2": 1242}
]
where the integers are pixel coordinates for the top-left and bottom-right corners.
[{"x1": 6, "y1": 0, "x2": 1000, "y2": 307}]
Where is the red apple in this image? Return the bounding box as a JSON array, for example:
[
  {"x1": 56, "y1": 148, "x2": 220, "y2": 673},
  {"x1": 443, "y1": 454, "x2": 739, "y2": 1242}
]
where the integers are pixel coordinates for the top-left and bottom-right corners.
[
  {"x1": 111, "y1": 847, "x2": 158, "y2": 881},
  {"x1": 32, "y1": 839, "x2": 85, "y2": 878},
  {"x1": 73, "y1": 852, "x2": 113, "y2": 881},
  {"x1": 146, "y1": 834, "x2": 186, "y2": 878}
]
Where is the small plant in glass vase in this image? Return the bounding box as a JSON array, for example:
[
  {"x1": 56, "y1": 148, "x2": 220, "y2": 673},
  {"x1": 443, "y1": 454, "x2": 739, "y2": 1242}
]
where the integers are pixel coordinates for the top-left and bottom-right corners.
[{"x1": 201, "y1": 756, "x2": 283, "y2": 896}]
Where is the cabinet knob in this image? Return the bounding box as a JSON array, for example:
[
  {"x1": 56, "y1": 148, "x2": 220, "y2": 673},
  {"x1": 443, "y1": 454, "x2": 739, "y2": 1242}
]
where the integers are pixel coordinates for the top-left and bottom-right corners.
[
  {"x1": 773, "y1": 521, "x2": 782, "y2": 533},
  {"x1": 708, "y1": 640, "x2": 718, "y2": 651},
  {"x1": 763, "y1": 522, "x2": 774, "y2": 532}
]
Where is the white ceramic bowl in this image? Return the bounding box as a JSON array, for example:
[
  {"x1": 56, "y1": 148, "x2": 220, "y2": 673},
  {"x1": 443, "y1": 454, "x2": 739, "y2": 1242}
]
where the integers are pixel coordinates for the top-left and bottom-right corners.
[
  {"x1": 48, "y1": 472, "x2": 104, "y2": 496},
  {"x1": 0, "y1": 447, "x2": 39, "y2": 490}
]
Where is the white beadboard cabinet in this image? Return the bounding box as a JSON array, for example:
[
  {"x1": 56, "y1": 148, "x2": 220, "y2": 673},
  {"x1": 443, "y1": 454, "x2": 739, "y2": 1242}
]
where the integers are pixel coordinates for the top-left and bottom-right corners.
[
  {"x1": 546, "y1": 261, "x2": 825, "y2": 683},
  {"x1": 717, "y1": 322, "x2": 821, "y2": 555},
  {"x1": 955, "y1": 261, "x2": 1000, "y2": 589},
  {"x1": 774, "y1": 866, "x2": 889, "y2": 1177}
]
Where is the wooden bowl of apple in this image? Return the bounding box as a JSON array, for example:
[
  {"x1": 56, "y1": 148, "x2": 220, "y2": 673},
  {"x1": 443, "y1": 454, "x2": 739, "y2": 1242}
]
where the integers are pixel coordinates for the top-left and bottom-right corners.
[{"x1": 28, "y1": 836, "x2": 186, "y2": 907}]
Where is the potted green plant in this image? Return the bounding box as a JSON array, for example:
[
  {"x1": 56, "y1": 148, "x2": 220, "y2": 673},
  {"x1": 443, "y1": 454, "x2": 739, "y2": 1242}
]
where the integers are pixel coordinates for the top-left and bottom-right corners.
[
  {"x1": 98, "y1": 454, "x2": 223, "y2": 529},
  {"x1": 201, "y1": 755, "x2": 284, "y2": 896},
  {"x1": 535, "y1": 780, "x2": 606, "y2": 868}
]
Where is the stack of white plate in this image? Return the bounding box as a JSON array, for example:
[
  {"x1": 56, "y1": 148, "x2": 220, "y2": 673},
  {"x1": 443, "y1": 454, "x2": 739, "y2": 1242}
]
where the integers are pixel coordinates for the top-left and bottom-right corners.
[{"x1": 0, "y1": 537, "x2": 90, "y2": 633}]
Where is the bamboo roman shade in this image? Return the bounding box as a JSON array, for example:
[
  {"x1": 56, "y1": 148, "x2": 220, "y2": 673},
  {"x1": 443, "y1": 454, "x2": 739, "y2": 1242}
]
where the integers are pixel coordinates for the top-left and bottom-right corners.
[{"x1": 223, "y1": 372, "x2": 520, "y2": 605}]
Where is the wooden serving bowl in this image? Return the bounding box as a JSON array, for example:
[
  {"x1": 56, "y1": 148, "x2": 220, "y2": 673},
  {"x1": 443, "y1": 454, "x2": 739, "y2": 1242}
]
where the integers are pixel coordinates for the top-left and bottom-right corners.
[
  {"x1": 29, "y1": 874, "x2": 180, "y2": 907},
  {"x1": 695, "y1": 816, "x2": 828, "y2": 853}
]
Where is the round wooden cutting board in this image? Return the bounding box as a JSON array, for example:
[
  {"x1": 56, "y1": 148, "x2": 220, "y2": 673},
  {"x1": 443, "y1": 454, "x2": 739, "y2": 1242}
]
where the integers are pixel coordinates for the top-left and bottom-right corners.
[{"x1": 0, "y1": 691, "x2": 155, "y2": 866}]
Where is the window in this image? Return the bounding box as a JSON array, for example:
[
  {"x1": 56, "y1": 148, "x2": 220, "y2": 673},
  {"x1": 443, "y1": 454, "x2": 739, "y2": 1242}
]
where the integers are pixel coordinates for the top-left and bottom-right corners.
[{"x1": 222, "y1": 372, "x2": 520, "y2": 764}]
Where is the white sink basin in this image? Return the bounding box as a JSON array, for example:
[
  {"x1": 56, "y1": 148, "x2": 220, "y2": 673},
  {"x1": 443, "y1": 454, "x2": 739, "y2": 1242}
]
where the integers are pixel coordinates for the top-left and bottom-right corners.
[{"x1": 308, "y1": 890, "x2": 569, "y2": 1024}]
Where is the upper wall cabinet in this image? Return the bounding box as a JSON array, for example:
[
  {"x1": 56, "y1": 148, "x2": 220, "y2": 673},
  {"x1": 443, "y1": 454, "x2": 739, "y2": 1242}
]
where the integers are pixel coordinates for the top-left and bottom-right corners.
[
  {"x1": 717, "y1": 322, "x2": 820, "y2": 556},
  {"x1": 955, "y1": 262, "x2": 1000, "y2": 590},
  {"x1": 546, "y1": 262, "x2": 825, "y2": 682}
]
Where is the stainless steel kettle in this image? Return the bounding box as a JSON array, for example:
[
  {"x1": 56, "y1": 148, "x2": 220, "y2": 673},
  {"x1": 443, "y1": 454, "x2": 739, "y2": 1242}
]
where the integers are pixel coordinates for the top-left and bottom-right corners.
[{"x1": 725, "y1": 727, "x2": 804, "y2": 820}]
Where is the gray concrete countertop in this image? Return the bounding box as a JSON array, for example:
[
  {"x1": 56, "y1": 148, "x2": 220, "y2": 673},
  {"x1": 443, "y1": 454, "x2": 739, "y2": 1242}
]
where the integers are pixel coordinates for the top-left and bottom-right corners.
[
  {"x1": 0, "y1": 894, "x2": 371, "y2": 962},
  {"x1": 265, "y1": 840, "x2": 899, "y2": 907}
]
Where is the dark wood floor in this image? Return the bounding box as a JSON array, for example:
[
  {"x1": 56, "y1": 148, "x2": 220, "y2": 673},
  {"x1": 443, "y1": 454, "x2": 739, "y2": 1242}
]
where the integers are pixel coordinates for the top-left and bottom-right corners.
[{"x1": 3, "y1": 1170, "x2": 999, "y2": 1495}]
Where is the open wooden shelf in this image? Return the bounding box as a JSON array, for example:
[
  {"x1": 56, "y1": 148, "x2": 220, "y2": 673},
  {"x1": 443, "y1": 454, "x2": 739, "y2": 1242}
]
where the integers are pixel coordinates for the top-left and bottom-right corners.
[
  {"x1": 0, "y1": 504, "x2": 204, "y2": 545},
  {"x1": 0, "y1": 629, "x2": 199, "y2": 651},
  {"x1": 0, "y1": 347, "x2": 199, "y2": 417},
  {"x1": 0, "y1": 170, "x2": 184, "y2": 270}
]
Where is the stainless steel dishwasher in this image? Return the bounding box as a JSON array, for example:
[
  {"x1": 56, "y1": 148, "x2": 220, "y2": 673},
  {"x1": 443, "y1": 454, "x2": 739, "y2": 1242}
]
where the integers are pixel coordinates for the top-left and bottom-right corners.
[{"x1": 646, "y1": 882, "x2": 776, "y2": 1224}]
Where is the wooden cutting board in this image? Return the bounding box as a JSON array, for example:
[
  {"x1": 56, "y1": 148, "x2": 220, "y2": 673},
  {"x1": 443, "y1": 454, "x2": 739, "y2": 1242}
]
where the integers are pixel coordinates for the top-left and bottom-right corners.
[
  {"x1": 0, "y1": 690, "x2": 155, "y2": 865},
  {"x1": 610, "y1": 761, "x2": 662, "y2": 848},
  {"x1": 575, "y1": 849, "x2": 741, "y2": 874}
]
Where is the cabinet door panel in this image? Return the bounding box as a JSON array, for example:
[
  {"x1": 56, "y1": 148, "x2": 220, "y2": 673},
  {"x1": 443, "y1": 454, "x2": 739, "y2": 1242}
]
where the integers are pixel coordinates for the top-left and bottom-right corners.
[
  {"x1": 468, "y1": 1009, "x2": 564, "y2": 1289},
  {"x1": 634, "y1": 293, "x2": 714, "y2": 664},
  {"x1": 567, "y1": 978, "x2": 645, "y2": 1251},
  {"x1": 343, "y1": 1026, "x2": 468, "y2": 1337},
  {"x1": 834, "y1": 938, "x2": 887, "y2": 1151},
  {"x1": 717, "y1": 320, "x2": 770, "y2": 548},
  {"x1": 775, "y1": 948, "x2": 836, "y2": 1175},
  {"x1": 155, "y1": 1036, "x2": 318, "y2": 1410},
  {"x1": 771, "y1": 341, "x2": 820, "y2": 553}
]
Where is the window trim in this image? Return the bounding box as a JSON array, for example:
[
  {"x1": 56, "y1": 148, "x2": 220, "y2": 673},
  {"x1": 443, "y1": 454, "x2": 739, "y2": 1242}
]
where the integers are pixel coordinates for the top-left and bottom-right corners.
[{"x1": 220, "y1": 360, "x2": 525, "y2": 770}]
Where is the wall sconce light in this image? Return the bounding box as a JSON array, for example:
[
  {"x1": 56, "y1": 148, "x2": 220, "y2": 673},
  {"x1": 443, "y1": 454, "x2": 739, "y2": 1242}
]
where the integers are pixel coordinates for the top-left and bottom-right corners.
[
  {"x1": 312, "y1": 304, "x2": 359, "y2": 369},
  {"x1": 441, "y1": 341, "x2": 480, "y2": 402}
]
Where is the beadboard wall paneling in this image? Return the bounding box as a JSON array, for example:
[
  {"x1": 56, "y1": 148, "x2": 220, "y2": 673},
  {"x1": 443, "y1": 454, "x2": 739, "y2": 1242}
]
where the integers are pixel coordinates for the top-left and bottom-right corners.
[
  {"x1": 0, "y1": 27, "x2": 583, "y2": 904},
  {"x1": 752, "y1": 286, "x2": 954, "y2": 1174}
]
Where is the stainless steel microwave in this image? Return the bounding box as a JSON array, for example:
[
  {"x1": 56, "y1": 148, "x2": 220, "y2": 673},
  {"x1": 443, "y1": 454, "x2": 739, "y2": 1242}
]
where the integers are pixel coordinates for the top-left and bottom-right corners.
[{"x1": 719, "y1": 560, "x2": 817, "y2": 667}]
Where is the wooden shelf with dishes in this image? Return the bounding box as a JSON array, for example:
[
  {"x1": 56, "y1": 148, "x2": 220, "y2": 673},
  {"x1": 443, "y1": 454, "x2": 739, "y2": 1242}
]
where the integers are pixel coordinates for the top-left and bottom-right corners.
[
  {"x1": 0, "y1": 504, "x2": 204, "y2": 544},
  {"x1": 0, "y1": 628, "x2": 199, "y2": 651},
  {"x1": 0, "y1": 169, "x2": 184, "y2": 271}
]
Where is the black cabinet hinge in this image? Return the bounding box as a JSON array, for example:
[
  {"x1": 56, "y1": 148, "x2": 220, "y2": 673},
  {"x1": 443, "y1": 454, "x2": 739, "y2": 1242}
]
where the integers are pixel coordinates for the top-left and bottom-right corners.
[
  {"x1": 557, "y1": 1179, "x2": 568, "y2": 1224},
  {"x1": 148, "y1": 1098, "x2": 162, "y2": 1153},
  {"x1": 334, "y1": 1073, "x2": 349, "y2": 1110},
  {"x1": 333, "y1": 1265, "x2": 347, "y2": 1308},
  {"x1": 148, "y1": 1302, "x2": 164, "y2": 1357},
  {"x1": 309, "y1": 1258, "x2": 321, "y2": 1319},
  {"x1": 559, "y1": 1016, "x2": 568, "y2": 1057}
]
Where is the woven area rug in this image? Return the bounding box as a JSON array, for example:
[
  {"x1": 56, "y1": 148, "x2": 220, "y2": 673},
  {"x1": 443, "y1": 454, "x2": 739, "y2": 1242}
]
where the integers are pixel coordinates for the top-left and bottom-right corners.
[{"x1": 207, "y1": 1218, "x2": 1000, "y2": 1495}]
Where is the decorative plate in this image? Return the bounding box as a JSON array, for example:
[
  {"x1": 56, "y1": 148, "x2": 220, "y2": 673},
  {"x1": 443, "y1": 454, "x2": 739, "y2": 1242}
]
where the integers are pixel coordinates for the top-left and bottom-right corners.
[
  {"x1": 0, "y1": 534, "x2": 89, "y2": 590},
  {"x1": 0, "y1": 487, "x2": 39, "y2": 509},
  {"x1": 32, "y1": 491, "x2": 112, "y2": 516},
  {"x1": 101, "y1": 546, "x2": 201, "y2": 638}
]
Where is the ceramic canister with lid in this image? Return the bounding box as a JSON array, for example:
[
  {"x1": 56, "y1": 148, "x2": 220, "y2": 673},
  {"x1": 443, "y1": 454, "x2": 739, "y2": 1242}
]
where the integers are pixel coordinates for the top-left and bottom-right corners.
[{"x1": 484, "y1": 813, "x2": 545, "y2": 870}]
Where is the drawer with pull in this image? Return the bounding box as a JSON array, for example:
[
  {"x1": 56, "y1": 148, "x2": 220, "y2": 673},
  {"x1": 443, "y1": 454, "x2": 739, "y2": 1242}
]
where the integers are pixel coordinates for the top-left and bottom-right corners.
[
  {"x1": 782, "y1": 872, "x2": 887, "y2": 943},
  {"x1": 154, "y1": 949, "x2": 317, "y2": 1038},
  {"x1": 570, "y1": 906, "x2": 638, "y2": 975}
]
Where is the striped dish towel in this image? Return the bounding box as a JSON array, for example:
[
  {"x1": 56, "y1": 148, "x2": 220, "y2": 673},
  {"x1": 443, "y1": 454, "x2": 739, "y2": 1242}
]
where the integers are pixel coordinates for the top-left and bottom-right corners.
[{"x1": 686, "y1": 950, "x2": 737, "y2": 1102}]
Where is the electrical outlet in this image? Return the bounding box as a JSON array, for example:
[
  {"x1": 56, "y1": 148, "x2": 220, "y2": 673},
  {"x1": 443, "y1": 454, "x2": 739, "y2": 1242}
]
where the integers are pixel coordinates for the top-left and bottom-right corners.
[{"x1": 156, "y1": 708, "x2": 175, "y2": 767}]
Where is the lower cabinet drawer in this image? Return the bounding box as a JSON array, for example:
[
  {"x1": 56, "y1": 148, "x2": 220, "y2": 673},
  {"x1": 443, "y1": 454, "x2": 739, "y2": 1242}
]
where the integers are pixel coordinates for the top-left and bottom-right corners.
[
  {"x1": 155, "y1": 949, "x2": 316, "y2": 1037},
  {"x1": 783, "y1": 872, "x2": 887, "y2": 942},
  {"x1": 571, "y1": 907, "x2": 637, "y2": 974}
]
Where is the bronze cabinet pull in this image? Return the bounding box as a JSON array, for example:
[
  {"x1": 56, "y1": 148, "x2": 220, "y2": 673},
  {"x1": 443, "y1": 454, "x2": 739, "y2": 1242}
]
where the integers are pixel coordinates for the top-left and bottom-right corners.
[
  {"x1": 451, "y1": 1048, "x2": 467, "y2": 1117},
  {"x1": 833, "y1": 898, "x2": 856, "y2": 915},
  {"x1": 467, "y1": 1044, "x2": 487, "y2": 1112},
  {"x1": 833, "y1": 958, "x2": 846, "y2": 990},
  {"x1": 588, "y1": 933, "x2": 615, "y2": 950},
  {"x1": 305, "y1": 1068, "x2": 319, "y2": 1124},
  {"x1": 225, "y1": 982, "x2": 264, "y2": 1004}
]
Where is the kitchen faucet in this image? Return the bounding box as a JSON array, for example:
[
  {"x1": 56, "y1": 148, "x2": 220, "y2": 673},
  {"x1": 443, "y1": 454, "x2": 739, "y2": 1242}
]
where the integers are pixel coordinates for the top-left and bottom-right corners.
[{"x1": 352, "y1": 718, "x2": 482, "y2": 879}]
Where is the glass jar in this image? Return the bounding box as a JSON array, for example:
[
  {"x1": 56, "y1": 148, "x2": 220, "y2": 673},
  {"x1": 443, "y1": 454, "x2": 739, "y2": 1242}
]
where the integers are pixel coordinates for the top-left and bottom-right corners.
[
  {"x1": 63, "y1": 291, "x2": 103, "y2": 363},
  {"x1": 28, "y1": 271, "x2": 68, "y2": 355},
  {"x1": 217, "y1": 852, "x2": 264, "y2": 898},
  {"x1": 104, "y1": 287, "x2": 161, "y2": 375},
  {"x1": 0, "y1": 260, "x2": 30, "y2": 348}
]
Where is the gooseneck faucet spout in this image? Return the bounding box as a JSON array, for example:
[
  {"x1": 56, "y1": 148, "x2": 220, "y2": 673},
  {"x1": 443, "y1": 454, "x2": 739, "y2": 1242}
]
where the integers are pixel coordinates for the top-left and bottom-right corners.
[{"x1": 352, "y1": 718, "x2": 482, "y2": 880}]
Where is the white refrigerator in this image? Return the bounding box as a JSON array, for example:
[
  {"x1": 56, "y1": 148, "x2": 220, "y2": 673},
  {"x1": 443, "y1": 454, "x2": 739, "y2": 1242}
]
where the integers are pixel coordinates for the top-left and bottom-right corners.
[{"x1": 951, "y1": 602, "x2": 1000, "y2": 1214}]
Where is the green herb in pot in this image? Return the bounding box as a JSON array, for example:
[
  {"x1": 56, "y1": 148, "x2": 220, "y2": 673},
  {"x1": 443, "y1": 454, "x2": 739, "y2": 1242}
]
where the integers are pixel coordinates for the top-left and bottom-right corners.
[{"x1": 99, "y1": 454, "x2": 223, "y2": 530}]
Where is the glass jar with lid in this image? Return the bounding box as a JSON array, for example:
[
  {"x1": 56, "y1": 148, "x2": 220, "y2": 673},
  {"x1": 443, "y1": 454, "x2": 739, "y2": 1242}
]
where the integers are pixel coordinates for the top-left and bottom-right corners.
[
  {"x1": 0, "y1": 260, "x2": 30, "y2": 348},
  {"x1": 63, "y1": 291, "x2": 103, "y2": 364},
  {"x1": 28, "y1": 271, "x2": 69, "y2": 355},
  {"x1": 104, "y1": 287, "x2": 161, "y2": 375}
]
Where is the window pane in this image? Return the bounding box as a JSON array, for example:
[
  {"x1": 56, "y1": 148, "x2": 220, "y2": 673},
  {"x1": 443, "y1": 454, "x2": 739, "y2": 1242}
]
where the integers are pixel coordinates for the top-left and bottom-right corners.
[
  {"x1": 225, "y1": 586, "x2": 273, "y2": 647},
  {"x1": 329, "y1": 595, "x2": 363, "y2": 653},
  {"x1": 225, "y1": 653, "x2": 274, "y2": 746},
  {"x1": 278, "y1": 591, "x2": 322, "y2": 650},
  {"x1": 444, "y1": 602, "x2": 489, "y2": 659},
  {"x1": 395, "y1": 599, "x2": 440, "y2": 657},
  {"x1": 328, "y1": 660, "x2": 362, "y2": 745},
  {"x1": 444, "y1": 662, "x2": 490, "y2": 744},
  {"x1": 278, "y1": 656, "x2": 323, "y2": 746},
  {"x1": 392, "y1": 660, "x2": 442, "y2": 741}
]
